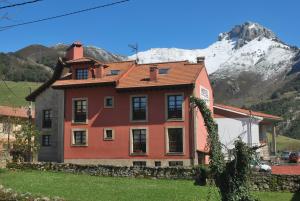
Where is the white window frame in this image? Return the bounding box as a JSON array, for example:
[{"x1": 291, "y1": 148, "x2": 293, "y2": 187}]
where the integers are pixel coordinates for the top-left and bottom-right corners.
[
  {"x1": 130, "y1": 127, "x2": 149, "y2": 155},
  {"x1": 72, "y1": 97, "x2": 88, "y2": 124},
  {"x1": 71, "y1": 128, "x2": 88, "y2": 146},
  {"x1": 104, "y1": 96, "x2": 114, "y2": 108},
  {"x1": 165, "y1": 126, "x2": 185, "y2": 155},
  {"x1": 130, "y1": 95, "x2": 148, "y2": 122},
  {"x1": 103, "y1": 128, "x2": 115, "y2": 141},
  {"x1": 165, "y1": 93, "x2": 185, "y2": 121},
  {"x1": 200, "y1": 86, "x2": 210, "y2": 106}
]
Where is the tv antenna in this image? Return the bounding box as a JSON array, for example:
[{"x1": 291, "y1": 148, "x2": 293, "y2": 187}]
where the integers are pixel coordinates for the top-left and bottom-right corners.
[{"x1": 128, "y1": 43, "x2": 139, "y2": 63}]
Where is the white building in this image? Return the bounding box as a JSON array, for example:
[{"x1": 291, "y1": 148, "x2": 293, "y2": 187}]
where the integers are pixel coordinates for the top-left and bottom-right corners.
[{"x1": 213, "y1": 104, "x2": 281, "y2": 160}]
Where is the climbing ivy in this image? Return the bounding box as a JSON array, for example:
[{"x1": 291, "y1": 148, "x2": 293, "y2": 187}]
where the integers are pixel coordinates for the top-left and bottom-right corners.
[{"x1": 190, "y1": 96, "x2": 258, "y2": 201}]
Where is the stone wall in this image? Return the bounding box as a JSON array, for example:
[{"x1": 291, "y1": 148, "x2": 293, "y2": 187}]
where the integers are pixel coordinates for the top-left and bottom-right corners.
[
  {"x1": 35, "y1": 87, "x2": 64, "y2": 163},
  {"x1": 6, "y1": 162, "x2": 300, "y2": 192},
  {"x1": 0, "y1": 184, "x2": 64, "y2": 201},
  {"x1": 7, "y1": 162, "x2": 196, "y2": 180},
  {"x1": 250, "y1": 172, "x2": 300, "y2": 192}
]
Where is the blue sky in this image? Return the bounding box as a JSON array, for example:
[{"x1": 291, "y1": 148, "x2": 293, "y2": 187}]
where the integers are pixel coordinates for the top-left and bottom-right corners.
[{"x1": 0, "y1": 0, "x2": 299, "y2": 55}]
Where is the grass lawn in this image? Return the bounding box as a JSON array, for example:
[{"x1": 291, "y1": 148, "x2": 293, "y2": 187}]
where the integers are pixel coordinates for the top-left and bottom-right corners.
[
  {"x1": 0, "y1": 81, "x2": 41, "y2": 107},
  {"x1": 268, "y1": 134, "x2": 300, "y2": 152},
  {"x1": 0, "y1": 169, "x2": 298, "y2": 201}
]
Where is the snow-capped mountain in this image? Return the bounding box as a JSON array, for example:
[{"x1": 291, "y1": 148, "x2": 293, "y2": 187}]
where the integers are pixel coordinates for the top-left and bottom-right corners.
[{"x1": 129, "y1": 22, "x2": 299, "y2": 80}]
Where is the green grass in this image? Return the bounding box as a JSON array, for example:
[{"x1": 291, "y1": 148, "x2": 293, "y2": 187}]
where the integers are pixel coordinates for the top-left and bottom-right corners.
[
  {"x1": 0, "y1": 81, "x2": 41, "y2": 107},
  {"x1": 268, "y1": 134, "x2": 300, "y2": 152},
  {"x1": 0, "y1": 169, "x2": 297, "y2": 201}
]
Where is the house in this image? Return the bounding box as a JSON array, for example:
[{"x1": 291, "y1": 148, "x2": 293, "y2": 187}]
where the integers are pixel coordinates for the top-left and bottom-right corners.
[
  {"x1": 213, "y1": 104, "x2": 281, "y2": 160},
  {"x1": 27, "y1": 42, "x2": 214, "y2": 167},
  {"x1": 0, "y1": 106, "x2": 32, "y2": 164}
]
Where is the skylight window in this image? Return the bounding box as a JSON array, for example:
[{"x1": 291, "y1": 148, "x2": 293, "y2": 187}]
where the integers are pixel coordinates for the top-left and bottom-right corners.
[
  {"x1": 110, "y1": 70, "x2": 120, "y2": 75},
  {"x1": 159, "y1": 68, "x2": 169, "y2": 74}
]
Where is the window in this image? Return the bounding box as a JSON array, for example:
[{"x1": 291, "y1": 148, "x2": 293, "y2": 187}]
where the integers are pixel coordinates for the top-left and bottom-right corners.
[
  {"x1": 131, "y1": 129, "x2": 147, "y2": 154},
  {"x1": 72, "y1": 130, "x2": 87, "y2": 146},
  {"x1": 169, "y1": 161, "x2": 183, "y2": 167},
  {"x1": 76, "y1": 69, "x2": 88, "y2": 80},
  {"x1": 167, "y1": 94, "x2": 183, "y2": 120},
  {"x1": 133, "y1": 161, "x2": 146, "y2": 167},
  {"x1": 104, "y1": 128, "x2": 114, "y2": 140},
  {"x1": 159, "y1": 68, "x2": 169, "y2": 74},
  {"x1": 131, "y1": 96, "x2": 147, "y2": 121},
  {"x1": 42, "y1": 135, "x2": 51, "y2": 146},
  {"x1": 200, "y1": 86, "x2": 210, "y2": 106},
  {"x1": 155, "y1": 161, "x2": 161, "y2": 167},
  {"x1": 167, "y1": 128, "x2": 183, "y2": 153},
  {"x1": 104, "y1": 96, "x2": 114, "y2": 108},
  {"x1": 42, "y1": 110, "x2": 52, "y2": 128},
  {"x1": 109, "y1": 70, "x2": 120, "y2": 75},
  {"x1": 73, "y1": 99, "x2": 87, "y2": 123}
]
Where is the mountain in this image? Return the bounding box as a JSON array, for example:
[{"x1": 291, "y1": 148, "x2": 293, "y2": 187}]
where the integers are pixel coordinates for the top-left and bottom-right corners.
[
  {"x1": 129, "y1": 22, "x2": 300, "y2": 140},
  {"x1": 0, "y1": 44, "x2": 125, "y2": 82}
]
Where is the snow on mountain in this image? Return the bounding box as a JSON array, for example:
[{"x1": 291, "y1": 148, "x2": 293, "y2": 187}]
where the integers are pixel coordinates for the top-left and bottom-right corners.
[{"x1": 129, "y1": 22, "x2": 298, "y2": 80}]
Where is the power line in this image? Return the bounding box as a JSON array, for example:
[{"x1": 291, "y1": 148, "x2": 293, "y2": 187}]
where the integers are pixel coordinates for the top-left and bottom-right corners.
[
  {"x1": 0, "y1": 77, "x2": 19, "y2": 98},
  {"x1": 0, "y1": 0, "x2": 130, "y2": 31},
  {"x1": 0, "y1": 0, "x2": 42, "y2": 10}
]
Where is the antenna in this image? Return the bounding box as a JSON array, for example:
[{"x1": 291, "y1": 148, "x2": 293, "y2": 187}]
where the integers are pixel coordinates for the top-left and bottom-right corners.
[{"x1": 128, "y1": 43, "x2": 139, "y2": 63}]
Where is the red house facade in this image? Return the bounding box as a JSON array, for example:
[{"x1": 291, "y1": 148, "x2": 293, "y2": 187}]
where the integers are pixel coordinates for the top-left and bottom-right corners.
[{"x1": 49, "y1": 42, "x2": 213, "y2": 167}]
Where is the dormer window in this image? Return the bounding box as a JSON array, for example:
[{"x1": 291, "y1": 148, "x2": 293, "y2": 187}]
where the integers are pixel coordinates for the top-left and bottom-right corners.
[
  {"x1": 159, "y1": 68, "x2": 169, "y2": 74},
  {"x1": 76, "y1": 68, "x2": 88, "y2": 80},
  {"x1": 109, "y1": 70, "x2": 120, "y2": 75}
]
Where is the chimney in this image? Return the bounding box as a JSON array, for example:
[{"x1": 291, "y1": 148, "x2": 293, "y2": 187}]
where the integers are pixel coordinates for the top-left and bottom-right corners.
[
  {"x1": 95, "y1": 64, "x2": 105, "y2": 78},
  {"x1": 149, "y1": 66, "x2": 158, "y2": 81},
  {"x1": 196, "y1": 56, "x2": 205, "y2": 64},
  {"x1": 66, "y1": 41, "x2": 83, "y2": 60}
]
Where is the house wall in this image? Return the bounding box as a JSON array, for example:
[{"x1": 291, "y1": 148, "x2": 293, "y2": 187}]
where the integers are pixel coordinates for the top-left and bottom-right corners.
[
  {"x1": 215, "y1": 117, "x2": 261, "y2": 152},
  {"x1": 0, "y1": 117, "x2": 23, "y2": 150},
  {"x1": 193, "y1": 67, "x2": 214, "y2": 164},
  {"x1": 35, "y1": 87, "x2": 64, "y2": 162},
  {"x1": 63, "y1": 86, "x2": 197, "y2": 167}
]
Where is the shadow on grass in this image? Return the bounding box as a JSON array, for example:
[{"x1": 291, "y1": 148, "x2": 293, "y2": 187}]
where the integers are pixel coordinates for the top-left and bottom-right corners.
[{"x1": 291, "y1": 191, "x2": 300, "y2": 201}]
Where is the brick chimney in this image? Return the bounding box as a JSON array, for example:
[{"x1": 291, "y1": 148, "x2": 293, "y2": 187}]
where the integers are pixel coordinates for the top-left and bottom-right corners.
[
  {"x1": 196, "y1": 56, "x2": 205, "y2": 64},
  {"x1": 149, "y1": 66, "x2": 158, "y2": 81},
  {"x1": 66, "y1": 41, "x2": 83, "y2": 60},
  {"x1": 94, "y1": 64, "x2": 105, "y2": 78}
]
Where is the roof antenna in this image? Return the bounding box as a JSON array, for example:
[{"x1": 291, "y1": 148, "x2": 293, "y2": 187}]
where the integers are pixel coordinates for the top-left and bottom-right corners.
[{"x1": 128, "y1": 43, "x2": 139, "y2": 63}]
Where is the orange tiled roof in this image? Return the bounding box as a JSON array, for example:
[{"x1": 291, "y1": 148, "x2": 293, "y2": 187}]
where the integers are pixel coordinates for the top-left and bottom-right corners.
[
  {"x1": 65, "y1": 57, "x2": 101, "y2": 64},
  {"x1": 0, "y1": 106, "x2": 34, "y2": 119},
  {"x1": 52, "y1": 60, "x2": 204, "y2": 89},
  {"x1": 52, "y1": 60, "x2": 136, "y2": 88},
  {"x1": 116, "y1": 61, "x2": 203, "y2": 89},
  {"x1": 214, "y1": 104, "x2": 281, "y2": 120}
]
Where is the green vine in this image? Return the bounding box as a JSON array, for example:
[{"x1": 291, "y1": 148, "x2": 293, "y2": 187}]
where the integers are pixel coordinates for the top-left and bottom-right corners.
[{"x1": 190, "y1": 96, "x2": 258, "y2": 201}]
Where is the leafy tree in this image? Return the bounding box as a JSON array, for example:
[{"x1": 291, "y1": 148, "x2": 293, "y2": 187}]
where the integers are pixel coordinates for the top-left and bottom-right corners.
[
  {"x1": 10, "y1": 120, "x2": 40, "y2": 162},
  {"x1": 190, "y1": 96, "x2": 258, "y2": 201}
]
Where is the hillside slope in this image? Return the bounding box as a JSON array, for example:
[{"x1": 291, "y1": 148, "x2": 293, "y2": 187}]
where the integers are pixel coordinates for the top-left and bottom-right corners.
[{"x1": 0, "y1": 44, "x2": 125, "y2": 83}]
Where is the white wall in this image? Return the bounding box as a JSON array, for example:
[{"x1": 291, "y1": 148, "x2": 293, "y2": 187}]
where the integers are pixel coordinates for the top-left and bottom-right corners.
[{"x1": 215, "y1": 117, "x2": 261, "y2": 153}]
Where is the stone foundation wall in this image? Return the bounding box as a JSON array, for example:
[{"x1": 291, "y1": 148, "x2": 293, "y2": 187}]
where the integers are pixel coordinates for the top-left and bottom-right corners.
[
  {"x1": 6, "y1": 162, "x2": 300, "y2": 192},
  {"x1": 64, "y1": 158, "x2": 192, "y2": 167}
]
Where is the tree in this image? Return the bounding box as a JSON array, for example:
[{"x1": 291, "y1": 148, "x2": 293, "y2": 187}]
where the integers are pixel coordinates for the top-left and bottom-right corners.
[
  {"x1": 10, "y1": 120, "x2": 40, "y2": 162},
  {"x1": 190, "y1": 96, "x2": 258, "y2": 201}
]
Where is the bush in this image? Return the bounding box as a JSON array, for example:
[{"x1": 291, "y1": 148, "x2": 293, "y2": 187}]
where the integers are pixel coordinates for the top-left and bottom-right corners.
[{"x1": 195, "y1": 165, "x2": 210, "y2": 186}]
